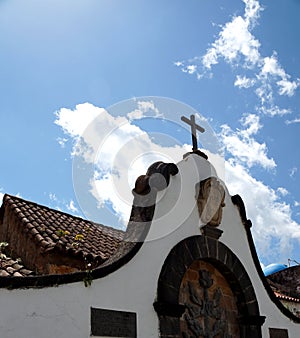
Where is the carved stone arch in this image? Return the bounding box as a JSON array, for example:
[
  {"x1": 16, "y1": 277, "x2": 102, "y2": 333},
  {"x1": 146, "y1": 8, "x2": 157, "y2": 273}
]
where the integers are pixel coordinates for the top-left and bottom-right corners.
[{"x1": 154, "y1": 235, "x2": 265, "y2": 338}]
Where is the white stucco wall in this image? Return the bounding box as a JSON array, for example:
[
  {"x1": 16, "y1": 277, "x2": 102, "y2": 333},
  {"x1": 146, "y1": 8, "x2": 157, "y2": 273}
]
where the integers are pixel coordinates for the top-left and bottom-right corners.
[{"x1": 0, "y1": 154, "x2": 299, "y2": 337}]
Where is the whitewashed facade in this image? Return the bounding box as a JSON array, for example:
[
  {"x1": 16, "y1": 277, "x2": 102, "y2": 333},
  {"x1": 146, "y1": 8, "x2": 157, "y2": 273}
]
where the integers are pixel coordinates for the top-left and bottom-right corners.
[{"x1": 0, "y1": 153, "x2": 299, "y2": 337}]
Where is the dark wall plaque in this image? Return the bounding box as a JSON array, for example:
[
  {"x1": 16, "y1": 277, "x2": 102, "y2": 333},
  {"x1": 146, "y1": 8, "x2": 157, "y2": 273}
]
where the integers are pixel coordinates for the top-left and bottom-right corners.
[
  {"x1": 269, "y1": 328, "x2": 289, "y2": 338},
  {"x1": 91, "y1": 307, "x2": 137, "y2": 337}
]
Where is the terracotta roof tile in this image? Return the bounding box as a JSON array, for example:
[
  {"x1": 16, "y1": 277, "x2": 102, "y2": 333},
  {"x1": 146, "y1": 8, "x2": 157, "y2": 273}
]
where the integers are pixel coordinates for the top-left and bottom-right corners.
[
  {"x1": 274, "y1": 291, "x2": 300, "y2": 303},
  {"x1": 2, "y1": 194, "x2": 125, "y2": 265},
  {"x1": 0, "y1": 255, "x2": 34, "y2": 277}
]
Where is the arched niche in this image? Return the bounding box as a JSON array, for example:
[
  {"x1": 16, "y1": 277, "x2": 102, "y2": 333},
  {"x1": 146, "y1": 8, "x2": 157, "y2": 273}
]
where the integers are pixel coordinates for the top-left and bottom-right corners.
[{"x1": 154, "y1": 235, "x2": 265, "y2": 338}]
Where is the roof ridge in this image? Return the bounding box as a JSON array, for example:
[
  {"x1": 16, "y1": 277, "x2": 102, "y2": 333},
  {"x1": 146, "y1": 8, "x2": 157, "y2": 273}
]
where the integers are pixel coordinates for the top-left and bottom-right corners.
[
  {"x1": 90, "y1": 221, "x2": 125, "y2": 235},
  {"x1": 3, "y1": 193, "x2": 90, "y2": 222},
  {"x1": 3, "y1": 194, "x2": 124, "y2": 234},
  {"x1": 2, "y1": 194, "x2": 124, "y2": 267}
]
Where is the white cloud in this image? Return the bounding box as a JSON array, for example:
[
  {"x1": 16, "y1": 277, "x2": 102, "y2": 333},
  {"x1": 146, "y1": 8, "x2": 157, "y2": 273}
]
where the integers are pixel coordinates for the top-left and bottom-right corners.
[
  {"x1": 256, "y1": 53, "x2": 300, "y2": 108},
  {"x1": 49, "y1": 193, "x2": 58, "y2": 201},
  {"x1": 285, "y1": 117, "x2": 300, "y2": 125},
  {"x1": 56, "y1": 102, "x2": 190, "y2": 227},
  {"x1": 289, "y1": 167, "x2": 298, "y2": 178},
  {"x1": 184, "y1": 64, "x2": 197, "y2": 74},
  {"x1": 55, "y1": 103, "x2": 104, "y2": 139},
  {"x1": 57, "y1": 137, "x2": 68, "y2": 148},
  {"x1": 221, "y1": 114, "x2": 276, "y2": 169},
  {"x1": 89, "y1": 143, "x2": 187, "y2": 225},
  {"x1": 176, "y1": 0, "x2": 299, "y2": 116},
  {"x1": 259, "y1": 105, "x2": 291, "y2": 117},
  {"x1": 277, "y1": 78, "x2": 299, "y2": 97},
  {"x1": 55, "y1": 102, "x2": 300, "y2": 262},
  {"x1": 243, "y1": 0, "x2": 262, "y2": 25},
  {"x1": 277, "y1": 187, "x2": 289, "y2": 197},
  {"x1": 0, "y1": 192, "x2": 4, "y2": 204},
  {"x1": 202, "y1": 14, "x2": 261, "y2": 69},
  {"x1": 178, "y1": 0, "x2": 262, "y2": 74},
  {"x1": 173, "y1": 0, "x2": 300, "y2": 253},
  {"x1": 225, "y1": 159, "x2": 300, "y2": 262},
  {"x1": 240, "y1": 113, "x2": 261, "y2": 136},
  {"x1": 260, "y1": 54, "x2": 285, "y2": 78},
  {"x1": 174, "y1": 57, "x2": 203, "y2": 78},
  {"x1": 258, "y1": 54, "x2": 300, "y2": 97},
  {"x1": 48, "y1": 193, "x2": 80, "y2": 216},
  {"x1": 173, "y1": 61, "x2": 183, "y2": 67},
  {"x1": 234, "y1": 75, "x2": 256, "y2": 88},
  {"x1": 56, "y1": 103, "x2": 131, "y2": 164},
  {"x1": 127, "y1": 100, "x2": 160, "y2": 120},
  {"x1": 67, "y1": 200, "x2": 78, "y2": 213}
]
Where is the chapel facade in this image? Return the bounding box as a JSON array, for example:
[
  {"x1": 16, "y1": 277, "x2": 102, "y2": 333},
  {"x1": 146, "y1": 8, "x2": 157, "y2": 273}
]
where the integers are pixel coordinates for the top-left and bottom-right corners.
[{"x1": 0, "y1": 149, "x2": 300, "y2": 337}]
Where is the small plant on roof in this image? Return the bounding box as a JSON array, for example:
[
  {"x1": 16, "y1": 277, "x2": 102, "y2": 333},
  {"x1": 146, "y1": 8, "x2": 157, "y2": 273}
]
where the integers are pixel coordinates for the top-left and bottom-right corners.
[
  {"x1": 0, "y1": 242, "x2": 9, "y2": 259},
  {"x1": 74, "y1": 233, "x2": 84, "y2": 241},
  {"x1": 56, "y1": 229, "x2": 70, "y2": 237},
  {"x1": 83, "y1": 224, "x2": 91, "y2": 233},
  {"x1": 71, "y1": 233, "x2": 85, "y2": 248},
  {"x1": 83, "y1": 262, "x2": 93, "y2": 287}
]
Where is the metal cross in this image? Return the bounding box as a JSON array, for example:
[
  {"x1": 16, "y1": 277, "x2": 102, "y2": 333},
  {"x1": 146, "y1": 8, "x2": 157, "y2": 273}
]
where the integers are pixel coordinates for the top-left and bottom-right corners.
[{"x1": 181, "y1": 114, "x2": 205, "y2": 152}]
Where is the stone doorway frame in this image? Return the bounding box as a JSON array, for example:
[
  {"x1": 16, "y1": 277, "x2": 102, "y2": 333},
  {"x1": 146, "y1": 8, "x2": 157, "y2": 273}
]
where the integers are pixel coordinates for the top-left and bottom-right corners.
[{"x1": 154, "y1": 235, "x2": 265, "y2": 338}]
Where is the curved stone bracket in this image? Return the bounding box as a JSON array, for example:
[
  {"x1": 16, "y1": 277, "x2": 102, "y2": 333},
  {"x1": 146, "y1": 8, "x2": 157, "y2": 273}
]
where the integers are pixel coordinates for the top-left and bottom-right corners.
[{"x1": 133, "y1": 161, "x2": 179, "y2": 195}]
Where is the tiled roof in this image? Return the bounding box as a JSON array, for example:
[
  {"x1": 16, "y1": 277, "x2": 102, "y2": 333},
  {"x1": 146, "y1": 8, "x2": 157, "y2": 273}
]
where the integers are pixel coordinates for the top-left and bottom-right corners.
[
  {"x1": 0, "y1": 255, "x2": 34, "y2": 277},
  {"x1": 274, "y1": 290, "x2": 300, "y2": 303},
  {"x1": 268, "y1": 277, "x2": 300, "y2": 305},
  {"x1": 1, "y1": 194, "x2": 124, "y2": 267}
]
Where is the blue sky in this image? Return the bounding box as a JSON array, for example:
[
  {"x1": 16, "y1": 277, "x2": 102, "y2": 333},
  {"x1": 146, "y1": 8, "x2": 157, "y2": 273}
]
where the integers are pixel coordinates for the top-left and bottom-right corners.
[{"x1": 1, "y1": 0, "x2": 300, "y2": 266}]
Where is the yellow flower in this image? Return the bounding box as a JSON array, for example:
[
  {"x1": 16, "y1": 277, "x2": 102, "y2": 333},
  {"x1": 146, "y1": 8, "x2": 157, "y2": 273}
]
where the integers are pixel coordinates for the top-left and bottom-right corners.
[{"x1": 74, "y1": 234, "x2": 84, "y2": 241}]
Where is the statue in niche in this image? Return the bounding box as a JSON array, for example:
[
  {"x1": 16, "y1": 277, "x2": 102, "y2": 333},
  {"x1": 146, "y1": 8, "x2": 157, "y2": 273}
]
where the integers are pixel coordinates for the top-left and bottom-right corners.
[{"x1": 196, "y1": 177, "x2": 225, "y2": 227}]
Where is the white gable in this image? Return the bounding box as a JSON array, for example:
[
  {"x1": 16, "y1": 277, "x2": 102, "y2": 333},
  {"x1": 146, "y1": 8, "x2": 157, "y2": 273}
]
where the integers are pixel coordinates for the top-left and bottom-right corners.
[{"x1": 0, "y1": 153, "x2": 299, "y2": 337}]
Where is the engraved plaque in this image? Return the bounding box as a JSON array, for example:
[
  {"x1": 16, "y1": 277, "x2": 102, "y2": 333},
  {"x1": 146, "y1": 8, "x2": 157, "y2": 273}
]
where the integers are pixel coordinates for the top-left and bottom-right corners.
[
  {"x1": 269, "y1": 328, "x2": 289, "y2": 338},
  {"x1": 91, "y1": 307, "x2": 137, "y2": 337}
]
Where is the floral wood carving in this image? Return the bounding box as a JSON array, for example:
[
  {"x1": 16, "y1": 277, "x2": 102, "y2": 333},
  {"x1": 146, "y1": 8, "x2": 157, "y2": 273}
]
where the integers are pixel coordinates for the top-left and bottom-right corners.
[
  {"x1": 181, "y1": 269, "x2": 233, "y2": 338},
  {"x1": 196, "y1": 177, "x2": 225, "y2": 227}
]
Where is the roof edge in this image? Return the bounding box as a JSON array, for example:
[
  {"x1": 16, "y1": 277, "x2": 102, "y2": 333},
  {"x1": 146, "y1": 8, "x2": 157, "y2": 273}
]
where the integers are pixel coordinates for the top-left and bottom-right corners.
[
  {"x1": 0, "y1": 161, "x2": 179, "y2": 289},
  {"x1": 231, "y1": 194, "x2": 300, "y2": 323}
]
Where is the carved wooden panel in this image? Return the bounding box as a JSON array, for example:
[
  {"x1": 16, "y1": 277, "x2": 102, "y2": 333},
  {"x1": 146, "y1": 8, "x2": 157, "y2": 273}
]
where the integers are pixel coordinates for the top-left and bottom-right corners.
[{"x1": 179, "y1": 261, "x2": 240, "y2": 337}]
